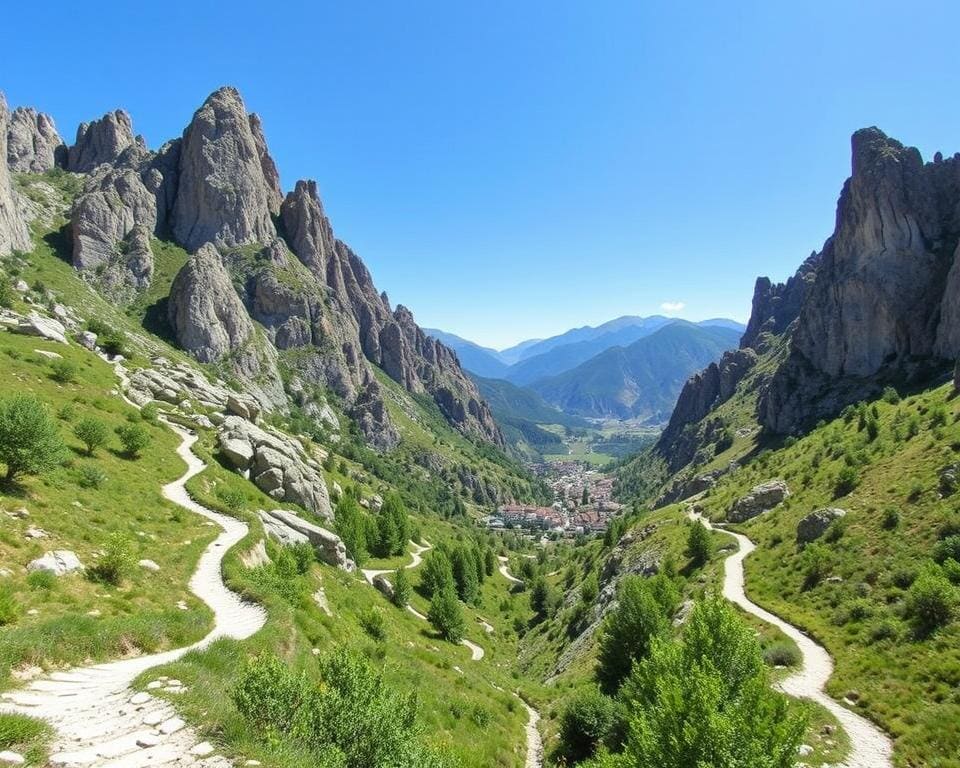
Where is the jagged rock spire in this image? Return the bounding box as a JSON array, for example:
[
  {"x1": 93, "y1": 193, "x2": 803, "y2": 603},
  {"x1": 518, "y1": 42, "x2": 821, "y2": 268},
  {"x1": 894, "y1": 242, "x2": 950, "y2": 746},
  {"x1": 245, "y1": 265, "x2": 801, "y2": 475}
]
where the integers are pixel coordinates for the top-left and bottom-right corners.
[
  {"x1": 7, "y1": 106, "x2": 66, "y2": 172},
  {"x1": 0, "y1": 93, "x2": 31, "y2": 255},
  {"x1": 67, "y1": 109, "x2": 136, "y2": 173}
]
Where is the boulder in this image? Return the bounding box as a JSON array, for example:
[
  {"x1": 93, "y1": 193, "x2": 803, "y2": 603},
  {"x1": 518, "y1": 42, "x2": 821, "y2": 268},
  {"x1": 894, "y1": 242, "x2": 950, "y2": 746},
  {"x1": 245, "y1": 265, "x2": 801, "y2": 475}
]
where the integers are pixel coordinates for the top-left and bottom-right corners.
[
  {"x1": 6, "y1": 106, "x2": 66, "y2": 173},
  {"x1": 138, "y1": 559, "x2": 160, "y2": 571},
  {"x1": 373, "y1": 573, "x2": 395, "y2": 601},
  {"x1": 796, "y1": 508, "x2": 846, "y2": 544},
  {"x1": 258, "y1": 508, "x2": 353, "y2": 571},
  {"x1": 218, "y1": 416, "x2": 332, "y2": 518},
  {"x1": 77, "y1": 331, "x2": 98, "y2": 350},
  {"x1": 226, "y1": 392, "x2": 260, "y2": 422},
  {"x1": 15, "y1": 312, "x2": 68, "y2": 344},
  {"x1": 728, "y1": 480, "x2": 790, "y2": 522},
  {"x1": 27, "y1": 550, "x2": 83, "y2": 576}
]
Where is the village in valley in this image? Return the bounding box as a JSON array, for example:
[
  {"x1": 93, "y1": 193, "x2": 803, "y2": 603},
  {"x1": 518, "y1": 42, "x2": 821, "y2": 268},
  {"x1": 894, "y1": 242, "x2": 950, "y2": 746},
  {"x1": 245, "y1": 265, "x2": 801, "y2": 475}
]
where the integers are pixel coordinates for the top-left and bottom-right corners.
[{"x1": 483, "y1": 460, "x2": 623, "y2": 536}]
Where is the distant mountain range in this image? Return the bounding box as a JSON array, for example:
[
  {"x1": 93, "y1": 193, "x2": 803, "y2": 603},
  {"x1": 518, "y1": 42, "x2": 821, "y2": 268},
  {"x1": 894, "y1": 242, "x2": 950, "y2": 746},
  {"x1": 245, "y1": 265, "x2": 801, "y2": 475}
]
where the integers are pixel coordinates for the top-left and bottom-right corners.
[{"x1": 427, "y1": 315, "x2": 744, "y2": 423}]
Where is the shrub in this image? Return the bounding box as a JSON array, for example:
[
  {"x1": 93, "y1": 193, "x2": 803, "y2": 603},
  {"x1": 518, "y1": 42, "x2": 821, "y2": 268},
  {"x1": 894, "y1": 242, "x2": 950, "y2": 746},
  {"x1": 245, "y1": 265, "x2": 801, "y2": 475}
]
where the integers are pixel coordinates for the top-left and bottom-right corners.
[
  {"x1": 77, "y1": 463, "x2": 107, "y2": 489},
  {"x1": 823, "y1": 516, "x2": 848, "y2": 543},
  {"x1": 616, "y1": 598, "x2": 805, "y2": 768},
  {"x1": 216, "y1": 485, "x2": 246, "y2": 513},
  {"x1": 26, "y1": 569, "x2": 56, "y2": 590},
  {"x1": 0, "y1": 582, "x2": 19, "y2": 626},
  {"x1": 360, "y1": 607, "x2": 387, "y2": 641},
  {"x1": 834, "y1": 465, "x2": 859, "y2": 498},
  {"x1": 116, "y1": 423, "x2": 150, "y2": 458},
  {"x1": 906, "y1": 571, "x2": 957, "y2": 635},
  {"x1": 596, "y1": 574, "x2": 678, "y2": 694},
  {"x1": 334, "y1": 495, "x2": 368, "y2": 567},
  {"x1": 89, "y1": 532, "x2": 134, "y2": 585},
  {"x1": 891, "y1": 567, "x2": 917, "y2": 590},
  {"x1": 934, "y1": 535, "x2": 960, "y2": 565},
  {"x1": 558, "y1": 687, "x2": 616, "y2": 764},
  {"x1": 392, "y1": 566, "x2": 411, "y2": 607},
  {"x1": 73, "y1": 416, "x2": 109, "y2": 456},
  {"x1": 421, "y1": 550, "x2": 454, "y2": 598},
  {"x1": 0, "y1": 274, "x2": 13, "y2": 308},
  {"x1": 140, "y1": 402, "x2": 159, "y2": 424},
  {"x1": 686, "y1": 519, "x2": 712, "y2": 567},
  {"x1": 50, "y1": 358, "x2": 78, "y2": 384},
  {"x1": 762, "y1": 641, "x2": 801, "y2": 668},
  {"x1": 289, "y1": 542, "x2": 315, "y2": 574},
  {"x1": 451, "y1": 544, "x2": 480, "y2": 604},
  {"x1": 86, "y1": 320, "x2": 127, "y2": 357},
  {"x1": 802, "y1": 544, "x2": 830, "y2": 589},
  {"x1": 867, "y1": 618, "x2": 900, "y2": 643},
  {"x1": 0, "y1": 394, "x2": 65, "y2": 482},
  {"x1": 580, "y1": 572, "x2": 600, "y2": 605},
  {"x1": 882, "y1": 386, "x2": 901, "y2": 404},
  {"x1": 941, "y1": 558, "x2": 960, "y2": 586},
  {"x1": 882, "y1": 507, "x2": 900, "y2": 530},
  {"x1": 428, "y1": 585, "x2": 465, "y2": 643}
]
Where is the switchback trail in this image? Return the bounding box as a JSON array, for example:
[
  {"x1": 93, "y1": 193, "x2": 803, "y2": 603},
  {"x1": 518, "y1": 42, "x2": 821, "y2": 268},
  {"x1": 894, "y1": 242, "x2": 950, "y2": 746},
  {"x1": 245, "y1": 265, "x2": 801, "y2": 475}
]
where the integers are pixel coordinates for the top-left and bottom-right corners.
[
  {"x1": 691, "y1": 511, "x2": 894, "y2": 768},
  {"x1": 0, "y1": 423, "x2": 266, "y2": 768}
]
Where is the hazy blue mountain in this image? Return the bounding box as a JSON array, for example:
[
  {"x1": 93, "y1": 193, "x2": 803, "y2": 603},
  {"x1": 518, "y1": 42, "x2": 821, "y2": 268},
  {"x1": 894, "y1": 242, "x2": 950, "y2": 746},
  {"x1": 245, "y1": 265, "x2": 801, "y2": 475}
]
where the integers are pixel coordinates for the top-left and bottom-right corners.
[
  {"x1": 530, "y1": 322, "x2": 741, "y2": 421},
  {"x1": 423, "y1": 328, "x2": 509, "y2": 378},
  {"x1": 498, "y1": 337, "x2": 544, "y2": 365},
  {"x1": 512, "y1": 315, "x2": 673, "y2": 363}
]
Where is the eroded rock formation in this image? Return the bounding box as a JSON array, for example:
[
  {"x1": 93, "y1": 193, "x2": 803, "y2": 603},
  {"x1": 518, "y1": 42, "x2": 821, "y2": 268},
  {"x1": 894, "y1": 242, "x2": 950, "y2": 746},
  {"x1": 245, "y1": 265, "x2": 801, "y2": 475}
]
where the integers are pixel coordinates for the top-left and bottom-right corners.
[
  {"x1": 0, "y1": 95, "x2": 31, "y2": 256},
  {"x1": 67, "y1": 110, "x2": 137, "y2": 173},
  {"x1": 6, "y1": 107, "x2": 65, "y2": 172}
]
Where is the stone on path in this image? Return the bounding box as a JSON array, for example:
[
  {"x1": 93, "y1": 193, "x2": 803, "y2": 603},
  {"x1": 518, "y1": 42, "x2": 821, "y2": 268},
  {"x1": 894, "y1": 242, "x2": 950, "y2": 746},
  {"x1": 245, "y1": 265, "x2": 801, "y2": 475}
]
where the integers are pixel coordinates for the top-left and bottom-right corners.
[
  {"x1": 158, "y1": 717, "x2": 185, "y2": 735},
  {"x1": 0, "y1": 751, "x2": 25, "y2": 765}
]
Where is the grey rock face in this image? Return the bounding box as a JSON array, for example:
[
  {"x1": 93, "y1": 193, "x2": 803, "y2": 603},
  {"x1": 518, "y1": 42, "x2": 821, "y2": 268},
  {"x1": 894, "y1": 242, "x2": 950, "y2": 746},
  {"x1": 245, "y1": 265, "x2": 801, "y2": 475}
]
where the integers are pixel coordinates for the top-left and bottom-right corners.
[
  {"x1": 67, "y1": 110, "x2": 136, "y2": 173},
  {"x1": 218, "y1": 415, "x2": 332, "y2": 519},
  {"x1": 6, "y1": 107, "x2": 66, "y2": 172},
  {"x1": 763, "y1": 128, "x2": 960, "y2": 433},
  {"x1": 796, "y1": 508, "x2": 846, "y2": 544},
  {"x1": 172, "y1": 87, "x2": 278, "y2": 251},
  {"x1": 15, "y1": 312, "x2": 68, "y2": 344},
  {"x1": 258, "y1": 508, "x2": 353, "y2": 571},
  {"x1": 727, "y1": 479, "x2": 789, "y2": 522},
  {"x1": 0, "y1": 95, "x2": 31, "y2": 256},
  {"x1": 168, "y1": 243, "x2": 255, "y2": 363},
  {"x1": 740, "y1": 251, "x2": 821, "y2": 352},
  {"x1": 27, "y1": 550, "x2": 83, "y2": 576}
]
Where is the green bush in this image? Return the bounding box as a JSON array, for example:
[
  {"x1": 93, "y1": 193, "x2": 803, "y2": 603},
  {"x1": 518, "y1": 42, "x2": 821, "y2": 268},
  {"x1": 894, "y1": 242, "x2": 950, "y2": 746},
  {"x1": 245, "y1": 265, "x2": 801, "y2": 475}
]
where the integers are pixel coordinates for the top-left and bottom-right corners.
[
  {"x1": 882, "y1": 386, "x2": 901, "y2": 404},
  {"x1": 906, "y1": 570, "x2": 957, "y2": 635},
  {"x1": 802, "y1": 543, "x2": 830, "y2": 589},
  {"x1": 0, "y1": 394, "x2": 65, "y2": 483},
  {"x1": 88, "y1": 532, "x2": 134, "y2": 585},
  {"x1": 762, "y1": 641, "x2": 801, "y2": 668},
  {"x1": 0, "y1": 582, "x2": 20, "y2": 626},
  {"x1": 360, "y1": 607, "x2": 387, "y2": 641},
  {"x1": 934, "y1": 535, "x2": 960, "y2": 565},
  {"x1": 421, "y1": 550, "x2": 454, "y2": 598},
  {"x1": 392, "y1": 566, "x2": 412, "y2": 607},
  {"x1": 215, "y1": 485, "x2": 246, "y2": 513},
  {"x1": 882, "y1": 507, "x2": 900, "y2": 530},
  {"x1": 77, "y1": 463, "x2": 107, "y2": 489},
  {"x1": 942, "y1": 558, "x2": 960, "y2": 586},
  {"x1": 834, "y1": 465, "x2": 859, "y2": 498},
  {"x1": 140, "y1": 402, "x2": 159, "y2": 424},
  {"x1": 334, "y1": 495, "x2": 368, "y2": 567},
  {"x1": 73, "y1": 416, "x2": 109, "y2": 456},
  {"x1": 580, "y1": 572, "x2": 600, "y2": 605},
  {"x1": 115, "y1": 423, "x2": 151, "y2": 458},
  {"x1": 558, "y1": 687, "x2": 616, "y2": 764},
  {"x1": 50, "y1": 358, "x2": 78, "y2": 384},
  {"x1": 0, "y1": 275, "x2": 13, "y2": 309},
  {"x1": 428, "y1": 585, "x2": 465, "y2": 643},
  {"x1": 26, "y1": 570, "x2": 56, "y2": 590},
  {"x1": 686, "y1": 519, "x2": 712, "y2": 566}
]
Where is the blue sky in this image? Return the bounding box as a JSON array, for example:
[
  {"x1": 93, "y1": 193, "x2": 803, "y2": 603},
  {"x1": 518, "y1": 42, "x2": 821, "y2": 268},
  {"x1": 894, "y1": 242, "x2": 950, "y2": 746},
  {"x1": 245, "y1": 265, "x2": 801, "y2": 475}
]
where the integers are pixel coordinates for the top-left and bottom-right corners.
[{"x1": 5, "y1": 1, "x2": 960, "y2": 348}]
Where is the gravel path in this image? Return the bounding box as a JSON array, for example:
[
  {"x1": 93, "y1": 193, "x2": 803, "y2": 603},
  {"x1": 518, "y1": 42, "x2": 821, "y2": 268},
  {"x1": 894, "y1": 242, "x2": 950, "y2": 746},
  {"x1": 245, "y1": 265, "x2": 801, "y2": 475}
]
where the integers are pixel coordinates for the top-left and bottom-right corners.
[
  {"x1": 0, "y1": 422, "x2": 266, "y2": 767},
  {"x1": 497, "y1": 555, "x2": 522, "y2": 585},
  {"x1": 692, "y1": 512, "x2": 894, "y2": 768},
  {"x1": 519, "y1": 698, "x2": 543, "y2": 768}
]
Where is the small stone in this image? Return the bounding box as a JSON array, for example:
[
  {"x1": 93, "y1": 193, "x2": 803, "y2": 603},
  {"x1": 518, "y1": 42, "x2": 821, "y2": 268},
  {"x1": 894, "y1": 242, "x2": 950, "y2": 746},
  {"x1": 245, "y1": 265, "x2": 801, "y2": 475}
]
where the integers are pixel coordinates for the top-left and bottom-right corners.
[
  {"x1": 0, "y1": 751, "x2": 25, "y2": 765},
  {"x1": 147, "y1": 680, "x2": 163, "y2": 689},
  {"x1": 9, "y1": 507, "x2": 29, "y2": 519},
  {"x1": 190, "y1": 742, "x2": 215, "y2": 757},
  {"x1": 130, "y1": 692, "x2": 151, "y2": 705},
  {"x1": 158, "y1": 717, "x2": 185, "y2": 735},
  {"x1": 244, "y1": 762, "x2": 261, "y2": 766},
  {"x1": 135, "y1": 734, "x2": 160, "y2": 748},
  {"x1": 142, "y1": 711, "x2": 164, "y2": 726},
  {"x1": 25, "y1": 526, "x2": 48, "y2": 539},
  {"x1": 166, "y1": 679, "x2": 182, "y2": 687},
  {"x1": 798, "y1": 744, "x2": 813, "y2": 756},
  {"x1": 87, "y1": 609, "x2": 101, "y2": 617},
  {"x1": 138, "y1": 559, "x2": 160, "y2": 572},
  {"x1": 27, "y1": 609, "x2": 38, "y2": 616},
  {"x1": 34, "y1": 349, "x2": 62, "y2": 359}
]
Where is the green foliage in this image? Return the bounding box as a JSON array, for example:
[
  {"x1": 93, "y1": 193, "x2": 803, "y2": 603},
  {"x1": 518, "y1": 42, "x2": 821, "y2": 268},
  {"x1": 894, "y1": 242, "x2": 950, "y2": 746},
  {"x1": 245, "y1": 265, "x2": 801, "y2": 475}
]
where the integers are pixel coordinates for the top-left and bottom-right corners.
[
  {"x1": 596, "y1": 574, "x2": 678, "y2": 694},
  {"x1": 428, "y1": 585, "x2": 465, "y2": 643},
  {"x1": 451, "y1": 544, "x2": 480, "y2": 604},
  {"x1": 73, "y1": 416, "x2": 109, "y2": 456},
  {"x1": 393, "y1": 566, "x2": 412, "y2": 607},
  {"x1": 882, "y1": 386, "x2": 901, "y2": 405},
  {"x1": 0, "y1": 274, "x2": 13, "y2": 309},
  {"x1": 834, "y1": 465, "x2": 859, "y2": 497},
  {"x1": 580, "y1": 572, "x2": 600, "y2": 605},
  {"x1": 373, "y1": 493, "x2": 409, "y2": 558},
  {"x1": 140, "y1": 402, "x2": 159, "y2": 424},
  {"x1": 334, "y1": 495, "x2": 369, "y2": 566},
  {"x1": 360, "y1": 607, "x2": 387, "y2": 641},
  {"x1": 608, "y1": 598, "x2": 805, "y2": 768},
  {"x1": 421, "y1": 550, "x2": 455, "y2": 598},
  {"x1": 88, "y1": 532, "x2": 134, "y2": 586},
  {"x1": 762, "y1": 641, "x2": 801, "y2": 668},
  {"x1": 289, "y1": 542, "x2": 315, "y2": 574},
  {"x1": 115, "y1": 423, "x2": 151, "y2": 458},
  {"x1": 801, "y1": 543, "x2": 830, "y2": 589},
  {"x1": 26, "y1": 570, "x2": 56, "y2": 590},
  {"x1": 530, "y1": 576, "x2": 559, "y2": 619},
  {"x1": 558, "y1": 687, "x2": 616, "y2": 764},
  {"x1": 76, "y1": 463, "x2": 108, "y2": 489},
  {"x1": 905, "y1": 569, "x2": 957, "y2": 636},
  {"x1": 686, "y1": 519, "x2": 712, "y2": 567},
  {"x1": 215, "y1": 485, "x2": 246, "y2": 513},
  {"x1": 50, "y1": 358, "x2": 78, "y2": 384},
  {"x1": 0, "y1": 582, "x2": 20, "y2": 626},
  {"x1": 0, "y1": 394, "x2": 65, "y2": 482},
  {"x1": 86, "y1": 319, "x2": 126, "y2": 357},
  {"x1": 933, "y1": 535, "x2": 960, "y2": 565}
]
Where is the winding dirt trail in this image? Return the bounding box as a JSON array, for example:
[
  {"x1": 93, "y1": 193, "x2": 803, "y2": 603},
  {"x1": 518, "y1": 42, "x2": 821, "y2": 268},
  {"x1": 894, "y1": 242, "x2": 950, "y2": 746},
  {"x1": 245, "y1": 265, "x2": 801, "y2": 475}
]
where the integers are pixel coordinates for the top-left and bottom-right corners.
[
  {"x1": 0, "y1": 423, "x2": 266, "y2": 768},
  {"x1": 691, "y1": 512, "x2": 893, "y2": 768},
  {"x1": 497, "y1": 555, "x2": 522, "y2": 585}
]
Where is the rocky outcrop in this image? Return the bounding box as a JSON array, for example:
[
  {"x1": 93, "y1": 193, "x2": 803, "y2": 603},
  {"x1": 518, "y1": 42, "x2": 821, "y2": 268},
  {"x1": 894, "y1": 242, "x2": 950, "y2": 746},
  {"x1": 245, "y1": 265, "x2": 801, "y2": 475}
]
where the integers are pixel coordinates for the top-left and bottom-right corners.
[
  {"x1": 0, "y1": 95, "x2": 31, "y2": 256},
  {"x1": 6, "y1": 107, "x2": 65, "y2": 173},
  {"x1": 763, "y1": 128, "x2": 960, "y2": 433},
  {"x1": 796, "y1": 508, "x2": 846, "y2": 544},
  {"x1": 14, "y1": 312, "x2": 68, "y2": 344},
  {"x1": 740, "y1": 251, "x2": 821, "y2": 351},
  {"x1": 171, "y1": 87, "x2": 278, "y2": 252},
  {"x1": 280, "y1": 180, "x2": 502, "y2": 446},
  {"x1": 257, "y1": 508, "x2": 353, "y2": 571},
  {"x1": 218, "y1": 416, "x2": 332, "y2": 519},
  {"x1": 67, "y1": 110, "x2": 137, "y2": 173},
  {"x1": 727, "y1": 479, "x2": 789, "y2": 522},
  {"x1": 27, "y1": 550, "x2": 83, "y2": 576}
]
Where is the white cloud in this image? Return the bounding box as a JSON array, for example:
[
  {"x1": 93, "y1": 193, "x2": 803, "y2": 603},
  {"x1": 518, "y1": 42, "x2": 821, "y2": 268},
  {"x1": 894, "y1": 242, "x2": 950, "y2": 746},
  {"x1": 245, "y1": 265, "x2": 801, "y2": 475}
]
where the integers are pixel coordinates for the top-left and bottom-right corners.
[{"x1": 660, "y1": 301, "x2": 686, "y2": 312}]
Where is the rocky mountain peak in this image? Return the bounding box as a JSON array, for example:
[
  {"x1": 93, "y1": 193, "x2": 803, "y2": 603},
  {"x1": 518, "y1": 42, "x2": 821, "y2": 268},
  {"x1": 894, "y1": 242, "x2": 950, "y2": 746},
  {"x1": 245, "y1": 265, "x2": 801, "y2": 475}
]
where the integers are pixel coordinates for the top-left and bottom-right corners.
[
  {"x1": 67, "y1": 109, "x2": 136, "y2": 173},
  {"x1": 171, "y1": 86, "x2": 278, "y2": 252},
  {"x1": 6, "y1": 106, "x2": 66, "y2": 173}
]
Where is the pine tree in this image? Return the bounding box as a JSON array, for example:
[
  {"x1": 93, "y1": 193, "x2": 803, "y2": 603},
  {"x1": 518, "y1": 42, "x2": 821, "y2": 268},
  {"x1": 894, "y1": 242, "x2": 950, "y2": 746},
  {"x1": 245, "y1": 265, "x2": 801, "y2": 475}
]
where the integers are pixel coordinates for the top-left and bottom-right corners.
[
  {"x1": 428, "y1": 585, "x2": 465, "y2": 643},
  {"x1": 392, "y1": 566, "x2": 412, "y2": 607}
]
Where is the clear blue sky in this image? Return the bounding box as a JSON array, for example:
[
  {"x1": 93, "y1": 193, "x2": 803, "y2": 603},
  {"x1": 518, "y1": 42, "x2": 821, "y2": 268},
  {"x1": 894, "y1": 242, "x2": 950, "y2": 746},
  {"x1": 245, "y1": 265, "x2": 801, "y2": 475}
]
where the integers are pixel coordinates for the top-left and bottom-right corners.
[{"x1": 5, "y1": 1, "x2": 960, "y2": 348}]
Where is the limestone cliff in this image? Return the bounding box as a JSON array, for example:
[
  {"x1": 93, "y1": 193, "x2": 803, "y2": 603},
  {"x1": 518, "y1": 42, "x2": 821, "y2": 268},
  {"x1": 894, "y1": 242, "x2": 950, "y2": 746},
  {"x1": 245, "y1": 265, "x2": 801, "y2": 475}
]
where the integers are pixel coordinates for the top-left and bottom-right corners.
[{"x1": 0, "y1": 94, "x2": 31, "y2": 256}]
